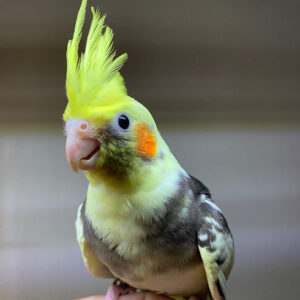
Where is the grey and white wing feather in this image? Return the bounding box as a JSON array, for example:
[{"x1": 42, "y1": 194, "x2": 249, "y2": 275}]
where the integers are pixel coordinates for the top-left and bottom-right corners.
[{"x1": 197, "y1": 195, "x2": 234, "y2": 300}]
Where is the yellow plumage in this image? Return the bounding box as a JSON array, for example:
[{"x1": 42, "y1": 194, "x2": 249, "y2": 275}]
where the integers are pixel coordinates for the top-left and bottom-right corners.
[{"x1": 64, "y1": 0, "x2": 128, "y2": 121}]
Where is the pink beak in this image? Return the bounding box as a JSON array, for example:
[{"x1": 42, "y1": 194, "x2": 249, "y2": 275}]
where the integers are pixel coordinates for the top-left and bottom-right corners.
[{"x1": 65, "y1": 120, "x2": 100, "y2": 173}]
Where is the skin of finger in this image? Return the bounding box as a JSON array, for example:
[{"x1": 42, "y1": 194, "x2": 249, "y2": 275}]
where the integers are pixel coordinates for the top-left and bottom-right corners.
[
  {"x1": 120, "y1": 293, "x2": 200, "y2": 300},
  {"x1": 74, "y1": 293, "x2": 167, "y2": 300},
  {"x1": 75, "y1": 293, "x2": 200, "y2": 300},
  {"x1": 120, "y1": 292, "x2": 170, "y2": 300},
  {"x1": 74, "y1": 295, "x2": 105, "y2": 300}
]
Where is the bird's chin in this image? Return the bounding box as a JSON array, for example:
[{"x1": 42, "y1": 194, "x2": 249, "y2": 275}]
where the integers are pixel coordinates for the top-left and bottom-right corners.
[{"x1": 78, "y1": 144, "x2": 101, "y2": 171}]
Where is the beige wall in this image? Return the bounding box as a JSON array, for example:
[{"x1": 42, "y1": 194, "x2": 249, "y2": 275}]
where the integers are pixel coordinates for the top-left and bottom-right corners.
[{"x1": 1, "y1": 126, "x2": 300, "y2": 300}]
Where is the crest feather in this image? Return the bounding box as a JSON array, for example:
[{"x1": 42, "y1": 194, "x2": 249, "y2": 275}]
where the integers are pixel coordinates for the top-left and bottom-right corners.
[{"x1": 66, "y1": 0, "x2": 128, "y2": 111}]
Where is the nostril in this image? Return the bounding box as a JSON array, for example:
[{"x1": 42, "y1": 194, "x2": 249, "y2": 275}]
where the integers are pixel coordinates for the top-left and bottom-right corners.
[
  {"x1": 80, "y1": 122, "x2": 88, "y2": 131},
  {"x1": 66, "y1": 120, "x2": 91, "y2": 136}
]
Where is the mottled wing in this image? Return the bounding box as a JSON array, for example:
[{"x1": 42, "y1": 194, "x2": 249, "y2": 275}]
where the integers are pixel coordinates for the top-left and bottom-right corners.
[
  {"x1": 197, "y1": 195, "x2": 234, "y2": 300},
  {"x1": 76, "y1": 203, "x2": 113, "y2": 278}
]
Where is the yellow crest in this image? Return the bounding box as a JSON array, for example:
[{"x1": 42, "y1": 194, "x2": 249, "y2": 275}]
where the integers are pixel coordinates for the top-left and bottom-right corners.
[{"x1": 64, "y1": 0, "x2": 128, "y2": 120}]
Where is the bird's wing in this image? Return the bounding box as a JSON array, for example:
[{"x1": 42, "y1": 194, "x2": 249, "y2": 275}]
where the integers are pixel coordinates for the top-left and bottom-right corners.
[
  {"x1": 197, "y1": 194, "x2": 234, "y2": 300},
  {"x1": 76, "y1": 203, "x2": 113, "y2": 278}
]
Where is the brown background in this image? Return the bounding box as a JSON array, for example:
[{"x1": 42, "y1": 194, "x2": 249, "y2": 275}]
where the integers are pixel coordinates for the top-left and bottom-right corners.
[
  {"x1": 0, "y1": 1, "x2": 300, "y2": 299},
  {"x1": 1, "y1": 0, "x2": 299, "y2": 124}
]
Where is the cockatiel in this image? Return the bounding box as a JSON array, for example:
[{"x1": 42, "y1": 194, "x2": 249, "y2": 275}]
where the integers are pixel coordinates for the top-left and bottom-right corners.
[{"x1": 63, "y1": 1, "x2": 234, "y2": 300}]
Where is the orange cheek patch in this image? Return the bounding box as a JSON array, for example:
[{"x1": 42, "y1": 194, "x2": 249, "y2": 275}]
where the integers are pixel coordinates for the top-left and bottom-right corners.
[{"x1": 134, "y1": 123, "x2": 157, "y2": 158}]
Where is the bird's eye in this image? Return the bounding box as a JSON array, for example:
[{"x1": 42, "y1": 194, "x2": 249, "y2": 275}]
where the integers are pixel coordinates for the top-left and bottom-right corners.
[
  {"x1": 118, "y1": 114, "x2": 130, "y2": 130},
  {"x1": 112, "y1": 113, "x2": 131, "y2": 132}
]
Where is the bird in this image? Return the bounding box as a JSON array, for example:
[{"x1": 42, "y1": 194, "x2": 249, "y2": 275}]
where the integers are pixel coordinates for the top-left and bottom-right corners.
[{"x1": 63, "y1": 1, "x2": 234, "y2": 300}]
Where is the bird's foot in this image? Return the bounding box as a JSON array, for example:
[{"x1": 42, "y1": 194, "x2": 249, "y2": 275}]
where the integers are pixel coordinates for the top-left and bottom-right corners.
[{"x1": 105, "y1": 280, "x2": 137, "y2": 300}]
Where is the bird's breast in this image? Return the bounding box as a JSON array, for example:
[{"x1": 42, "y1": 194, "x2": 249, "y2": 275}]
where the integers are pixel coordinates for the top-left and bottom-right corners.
[{"x1": 81, "y1": 200, "x2": 208, "y2": 296}]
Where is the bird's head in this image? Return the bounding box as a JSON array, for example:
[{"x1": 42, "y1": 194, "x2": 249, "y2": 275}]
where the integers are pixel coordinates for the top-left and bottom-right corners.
[{"x1": 63, "y1": 0, "x2": 166, "y2": 189}]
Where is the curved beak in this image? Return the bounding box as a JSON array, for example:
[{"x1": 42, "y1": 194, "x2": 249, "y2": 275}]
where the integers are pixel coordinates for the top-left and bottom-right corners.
[{"x1": 65, "y1": 120, "x2": 100, "y2": 173}]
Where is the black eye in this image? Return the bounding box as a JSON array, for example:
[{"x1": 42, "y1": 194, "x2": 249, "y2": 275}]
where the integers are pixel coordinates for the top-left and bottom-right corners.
[{"x1": 118, "y1": 114, "x2": 130, "y2": 130}]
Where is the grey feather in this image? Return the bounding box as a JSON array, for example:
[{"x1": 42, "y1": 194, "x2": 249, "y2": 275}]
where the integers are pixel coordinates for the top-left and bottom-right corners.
[{"x1": 81, "y1": 173, "x2": 234, "y2": 298}]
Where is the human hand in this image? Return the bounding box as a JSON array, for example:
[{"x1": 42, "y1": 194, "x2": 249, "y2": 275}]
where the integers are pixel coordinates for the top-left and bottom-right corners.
[
  {"x1": 75, "y1": 293, "x2": 170, "y2": 300},
  {"x1": 76, "y1": 293, "x2": 200, "y2": 300}
]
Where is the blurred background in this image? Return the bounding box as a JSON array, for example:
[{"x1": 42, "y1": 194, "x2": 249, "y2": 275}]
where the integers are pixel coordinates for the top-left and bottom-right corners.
[{"x1": 0, "y1": 0, "x2": 299, "y2": 299}]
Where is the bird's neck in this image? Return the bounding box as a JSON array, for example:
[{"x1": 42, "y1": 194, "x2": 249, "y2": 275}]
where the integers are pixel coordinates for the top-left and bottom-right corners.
[
  {"x1": 85, "y1": 147, "x2": 185, "y2": 221},
  {"x1": 84, "y1": 144, "x2": 187, "y2": 257}
]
